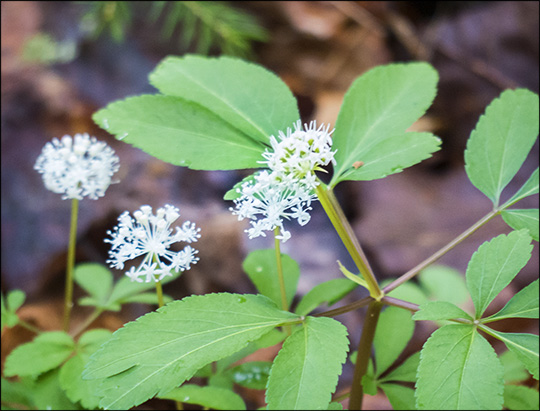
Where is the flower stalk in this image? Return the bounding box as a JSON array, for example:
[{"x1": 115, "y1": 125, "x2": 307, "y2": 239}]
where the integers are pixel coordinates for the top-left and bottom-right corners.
[{"x1": 63, "y1": 198, "x2": 79, "y2": 332}]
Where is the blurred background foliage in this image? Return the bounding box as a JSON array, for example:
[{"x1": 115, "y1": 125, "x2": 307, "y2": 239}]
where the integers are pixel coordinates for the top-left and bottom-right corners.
[{"x1": 22, "y1": 1, "x2": 268, "y2": 64}]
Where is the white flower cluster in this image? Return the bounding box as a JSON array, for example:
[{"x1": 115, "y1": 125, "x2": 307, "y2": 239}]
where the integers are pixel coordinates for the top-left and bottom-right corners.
[
  {"x1": 34, "y1": 133, "x2": 120, "y2": 200},
  {"x1": 231, "y1": 120, "x2": 335, "y2": 242},
  {"x1": 105, "y1": 204, "x2": 201, "y2": 283}
]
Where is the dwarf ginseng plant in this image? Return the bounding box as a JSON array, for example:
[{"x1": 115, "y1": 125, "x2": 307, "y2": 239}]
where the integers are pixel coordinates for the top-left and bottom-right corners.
[{"x1": 2, "y1": 55, "x2": 538, "y2": 411}]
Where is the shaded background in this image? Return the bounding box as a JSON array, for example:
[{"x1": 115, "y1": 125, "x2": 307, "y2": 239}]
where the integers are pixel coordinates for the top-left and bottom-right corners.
[{"x1": 2, "y1": 1, "x2": 539, "y2": 409}]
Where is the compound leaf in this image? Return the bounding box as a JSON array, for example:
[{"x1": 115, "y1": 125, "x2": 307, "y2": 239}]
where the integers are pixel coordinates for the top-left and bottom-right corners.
[
  {"x1": 503, "y1": 384, "x2": 539, "y2": 410},
  {"x1": 83, "y1": 293, "x2": 298, "y2": 410},
  {"x1": 487, "y1": 329, "x2": 539, "y2": 380},
  {"x1": 501, "y1": 209, "x2": 539, "y2": 241},
  {"x1": 149, "y1": 55, "x2": 299, "y2": 145},
  {"x1": 506, "y1": 167, "x2": 539, "y2": 205},
  {"x1": 380, "y1": 351, "x2": 420, "y2": 383},
  {"x1": 380, "y1": 383, "x2": 416, "y2": 410},
  {"x1": 373, "y1": 306, "x2": 415, "y2": 377},
  {"x1": 266, "y1": 316, "x2": 349, "y2": 410},
  {"x1": 485, "y1": 279, "x2": 539, "y2": 321},
  {"x1": 416, "y1": 324, "x2": 504, "y2": 410},
  {"x1": 464, "y1": 89, "x2": 539, "y2": 206},
  {"x1": 413, "y1": 301, "x2": 473, "y2": 322},
  {"x1": 93, "y1": 94, "x2": 264, "y2": 170},
  {"x1": 295, "y1": 278, "x2": 357, "y2": 316},
  {"x1": 466, "y1": 230, "x2": 533, "y2": 318},
  {"x1": 59, "y1": 329, "x2": 113, "y2": 409},
  {"x1": 159, "y1": 384, "x2": 246, "y2": 410},
  {"x1": 330, "y1": 62, "x2": 439, "y2": 187},
  {"x1": 74, "y1": 263, "x2": 113, "y2": 307}
]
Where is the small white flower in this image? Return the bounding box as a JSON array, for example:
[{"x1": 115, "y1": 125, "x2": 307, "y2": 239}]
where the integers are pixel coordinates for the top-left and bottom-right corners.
[
  {"x1": 261, "y1": 120, "x2": 336, "y2": 186},
  {"x1": 230, "y1": 170, "x2": 315, "y2": 242},
  {"x1": 105, "y1": 204, "x2": 201, "y2": 282},
  {"x1": 34, "y1": 133, "x2": 120, "y2": 200}
]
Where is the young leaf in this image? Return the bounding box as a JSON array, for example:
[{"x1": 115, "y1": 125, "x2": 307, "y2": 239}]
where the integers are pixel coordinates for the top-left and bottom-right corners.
[
  {"x1": 295, "y1": 278, "x2": 357, "y2": 316},
  {"x1": 416, "y1": 324, "x2": 504, "y2": 410},
  {"x1": 93, "y1": 94, "x2": 264, "y2": 170},
  {"x1": 4, "y1": 331, "x2": 74, "y2": 378},
  {"x1": 149, "y1": 55, "x2": 300, "y2": 145},
  {"x1": 23, "y1": 368, "x2": 82, "y2": 410},
  {"x1": 484, "y1": 279, "x2": 539, "y2": 322},
  {"x1": 242, "y1": 249, "x2": 299, "y2": 309},
  {"x1": 413, "y1": 301, "x2": 473, "y2": 322},
  {"x1": 329, "y1": 62, "x2": 439, "y2": 187},
  {"x1": 373, "y1": 307, "x2": 415, "y2": 377},
  {"x1": 379, "y1": 351, "x2": 420, "y2": 383},
  {"x1": 383, "y1": 280, "x2": 429, "y2": 305},
  {"x1": 74, "y1": 263, "x2": 113, "y2": 307},
  {"x1": 83, "y1": 293, "x2": 298, "y2": 410},
  {"x1": 59, "y1": 329, "x2": 113, "y2": 409},
  {"x1": 466, "y1": 230, "x2": 533, "y2": 318},
  {"x1": 227, "y1": 361, "x2": 272, "y2": 390},
  {"x1": 503, "y1": 384, "x2": 540, "y2": 410},
  {"x1": 266, "y1": 317, "x2": 349, "y2": 410},
  {"x1": 506, "y1": 167, "x2": 539, "y2": 206},
  {"x1": 501, "y1": 209, "x2": 539, "y2": 241},
  {"x1": 159, "y1": 384, "x2": 246, "y2": 410},
  {"x1": 6, "y1": 289, "x2": 26, "y2": 312},
  {"x1": 380, "y1": 383, "x2": 416, "y2": 411},
  {"x1": 464, "y1": 89, "x2": 539, "y2": 206},
  {"x1": 487, "y1": 329, "x2": 539, "y2": 380},
  {"x1": 1, "y1": 289, "x2": 26, "y2": 329}
]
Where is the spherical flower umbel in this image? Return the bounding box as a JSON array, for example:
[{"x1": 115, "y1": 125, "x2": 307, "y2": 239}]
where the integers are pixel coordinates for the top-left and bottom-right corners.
[
  {"x1": 34, "y1": 133, "x2": 120, "y2": 200},
  {"x1": 261, "y1": 120, "x2": 336, "y2": 186},
  {"x1": 231, "y1": 170, "x2": 315, "y2": 242},
  {"x1": 105, "y1": 204, "x2": 201, "y2": 283}
]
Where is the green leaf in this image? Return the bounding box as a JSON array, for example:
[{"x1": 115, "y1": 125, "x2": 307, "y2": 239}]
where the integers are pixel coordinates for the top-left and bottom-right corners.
[
  {"x1": 149, "y1": 55, "x2": 299, "y2": 145},
  {"x1": 503, "y1": 384, "x2": 540, "y2": 410},
  {"x1": 418, "y1": 265, "x2": 470, "y2": 305},
  {"x1": 380, "y1": 351, "x2": 420, "y2": 383},
  {"x1": 502, "y1": 209, "x2": 539, "y2": 241},
  {"x1": 74, "y1": 263, "x2": 113, "y2": 307},
  {"x1": 500, "y1": 350, "x2": 530, "y2": 383},
  {"x1": 337, "y1": 260, "x2": 368, "y2": 289},
  {"x1": 380, "y1": 383, "x2": 416, "y2": 410},
  {"x1": 295, "y1": 278, "x2": 357, "y2": 316},
  {"x1": 266, "y1": 317, "x2": 349, "y2": 410},
  {"x1": 227, "y1": 361, "x2": 272, "y2": 390},
  {"x1": 485, "y1": 279, "x2": 539, "y2": 321},
  {"x1": 416, "y1": 324, "x2": 504, "y2": 410},
  {"x1": 242, "y1": 249, "x2": 299, "y2": 309},
  {"x1": 383, "y1": 280, "x2": 428, "y2": 305},
  {"x1": 23, "y1": 368, "x2": 82, "y2": 410},
  {"x1": 413, "y1": 301, "x2": 473, "y2": 322},
  {"x1": 6, "y1": 289, "x2": 25, "y2": 312},
  {"x1": 466, "y1": 230, "x2": 533, "y2": 318},
  {"x1": 159, "y1": 384, "x2": 246, "y2": 410},
  {"x1": 59, "y1": 329, "x2": 113, "y2": 409},
  {"x1": 223, "y1": 172, "x2": 257, "y2": 201},
  {"x1": 93, "y1": 94, "x2": 264, "y2": 170},
  {"x1": 464, "y1": 89, "x2": 539, "y2": 206},
  {"x1": 506, "y1": 167, "x2": 539, "y2": 205},
  {"x1": 361, "y1": 360, "x2": 377, "y2": 396},
  {"x1": 373, "y1": 307, "x2": 415, "y2": 377},
  {"x1": 120, "y1": 291, "x2": 173, "y2": 305},
  {"x1": 4, "y1": 331, "x2": 74, "y2": 378},
  {"x1": 0, "y1": 377, "x2": 35, "y2": 409},
  {"x1": 487, "y1": 329, "x2": 539, "y2": 380},
  {"x1": 84, "y1": 293, "x2": 298, "y2": 410},
  {"x1": 330, "y1": 62, "x2": 439, "y2": 187}
]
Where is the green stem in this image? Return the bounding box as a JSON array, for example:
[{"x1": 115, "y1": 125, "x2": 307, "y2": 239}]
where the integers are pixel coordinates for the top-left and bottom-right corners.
[
  {"x1": 274, "y1": 228, "x2": 292, "y2": 336},
  {"x1": 315, "y1": 184, "x2": 382, "y2": 300},
  {"x1": 17, "y1": 319, "x2": 42, "y2": 335},
  {"x1": 70, "y1": 308, "x2": 104, "y2": 338},
  {"x1": 382, "y1": 209, "x2": 500, "y2": 295},
  {"x1": 63, "y1": 198, "x2": 79, "y2": 332},
  {"x1": 349, "y1": 301, "x2": 383, "y2": 410},
  {"x1": 152, "y1": 254, "x2": 165, "y2": 308},
  {"x1": 155, "y1": 280, "x2": 164, "y2": 308},
  {"x1": 274, "y1": 228, "x2": 289, "y2": 312}
]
